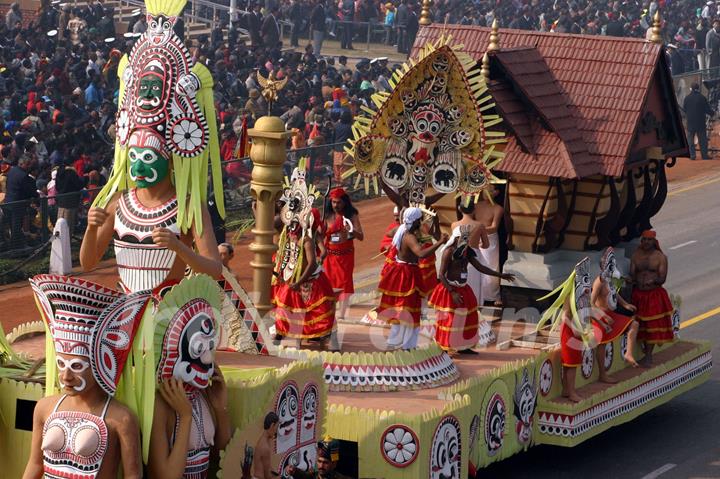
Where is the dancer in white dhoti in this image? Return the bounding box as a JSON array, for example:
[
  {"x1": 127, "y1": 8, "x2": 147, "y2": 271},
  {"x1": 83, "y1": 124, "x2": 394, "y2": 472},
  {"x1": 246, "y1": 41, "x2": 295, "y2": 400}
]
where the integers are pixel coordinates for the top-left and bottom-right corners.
[{"x1": 474, "y1": 186, "x2": 505, "y2": 306}]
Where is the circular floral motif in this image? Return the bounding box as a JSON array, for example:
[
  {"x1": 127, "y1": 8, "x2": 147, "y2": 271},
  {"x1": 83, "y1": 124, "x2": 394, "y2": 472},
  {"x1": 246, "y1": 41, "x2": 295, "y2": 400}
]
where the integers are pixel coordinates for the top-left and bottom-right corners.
[
  {"x1": 581, "y1": 348, "x2": 594, "y2": 379},
  {"x1": 539, "y1": 359, "x2": 553, "y2": 396},
  {"x1": 381, "y1": 425, "x2": 419, "y2": 467},
  {"x1": 116, "y1": 109, "x2": 130, "y2": 144},
  {"x1": 171, "y1": 118, "x2": 204, "y2": 153},
  {"x1": 604, "y1": 342, "x2": 614, "y2": 371}
]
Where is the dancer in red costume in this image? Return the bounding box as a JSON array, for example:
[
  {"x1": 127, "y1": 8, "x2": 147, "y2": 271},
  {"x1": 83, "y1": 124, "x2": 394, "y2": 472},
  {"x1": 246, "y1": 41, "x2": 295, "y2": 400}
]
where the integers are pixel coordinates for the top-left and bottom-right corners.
[
  {"x1": 591, "y1": 247, "x2": 640, "y2": 375},
  {"x1": 273, "y1": 169, "x2": 337, "y2": 349},
  {"x1": 376, "y1": 207, "x2": 447, "y2": 350},
  {"x1": 322, "y1": 188, "x2": 363, "y2": 321},
  {"x1": 429, "y1": 225, "x2": 514, "y2": 354},
  {"x1": 380, "y1": 206, "x2": 400, "y2": 255},
  {"x1": 630, "y1": 230, "x2": 674, "y2": 366}
]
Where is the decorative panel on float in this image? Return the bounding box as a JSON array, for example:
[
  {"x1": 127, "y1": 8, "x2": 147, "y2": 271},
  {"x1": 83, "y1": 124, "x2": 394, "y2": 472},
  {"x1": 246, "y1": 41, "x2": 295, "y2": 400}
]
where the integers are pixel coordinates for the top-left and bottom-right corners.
[
  {"x1": 0, "y1": 379, "x2": 44, "y2": 479},
  {"x1": 324, "y1": 395, "x2": 472, "y2": 479},
  {"x1": 218, "y1": 360, "x2": 326, "y2": 478}
]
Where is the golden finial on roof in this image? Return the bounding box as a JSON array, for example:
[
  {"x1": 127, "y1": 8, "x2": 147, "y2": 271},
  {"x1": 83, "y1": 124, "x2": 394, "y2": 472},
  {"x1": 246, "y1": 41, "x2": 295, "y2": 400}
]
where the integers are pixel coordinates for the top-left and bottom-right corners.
[
  {"x1": 649, "y1": 10, "x2": 663, "y2": 44},
  {"x1": 488, "y1": 18, "x2": 500, "y2": 51},
  {"x1": 419, "y1": 0, "x2": 432, "y2": 26},
  {"x1": 256, "y1": 71, "x2": 288, "y2": 115},
  {"x1": 481, "y1": 52, "x2": 490, "y2": 80}
]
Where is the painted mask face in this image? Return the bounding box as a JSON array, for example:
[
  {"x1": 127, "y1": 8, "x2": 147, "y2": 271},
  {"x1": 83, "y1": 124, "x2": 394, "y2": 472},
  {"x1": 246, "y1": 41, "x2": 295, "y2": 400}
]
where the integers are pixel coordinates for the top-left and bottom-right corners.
[
  {"x1": 601, "y1": 248, "x2": 621, "y2": 281},
  {"x1": 137, "y1": 74, "x2": 164, "y2": 111},
  {"x1": 411, "y1": 106, "x2": 443, "y2": 144},
  {"x1": 430, "y1": 416, "x2": 461, "y2": 479},
  {"x1": 56, "y1": 353, "x2": 92, "y2": 395},
  {"x1": 276, "y1": 383, "x2": 299, "y2": 454},
  {"x1": 300, "y1": 385, "x2": 318, "y2": 443},
  {"x1": 485, "y1": 394, "x2": 505, "y2": 456},
  {"x1": 174, "y1": 312, "x2": 217, "y2": 389},
  {"x1": 147, "y1": 14, "x2": 175, "y2": 44},
  {"x1": 573, "y1": 258, "x2": 592, "y2": 328},
  {"x1": 513, "y1": 368, "x2": 537, "y2": 446},
  {"x1": 129, "y1": 146, "x2": 169, "y2": 188}
]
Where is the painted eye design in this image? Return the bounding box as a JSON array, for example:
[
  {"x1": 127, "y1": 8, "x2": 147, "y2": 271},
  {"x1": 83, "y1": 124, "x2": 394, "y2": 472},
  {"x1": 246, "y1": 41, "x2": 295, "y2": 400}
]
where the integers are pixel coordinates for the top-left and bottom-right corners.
[
  {"x1": 129, "y1": 150, "x2": 137, "y2": 161},
  {"x1": 163, "y1": 21, "x2": 171, "y2": 30},
  {"x1": 149, "y1": 20, "x2": 157, "y2": 29}
]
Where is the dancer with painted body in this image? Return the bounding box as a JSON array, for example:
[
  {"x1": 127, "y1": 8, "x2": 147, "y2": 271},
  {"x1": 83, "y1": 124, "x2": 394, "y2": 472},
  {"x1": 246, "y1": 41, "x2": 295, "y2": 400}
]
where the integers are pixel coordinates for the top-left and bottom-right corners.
[
  {"x1": 148, "y1": 278, "x2": 231, "y2": 478},
  {"x1": 429, "y1": 225, "x2": 514, "y2": 354},
  {"x1": 376, "y1": 207, "x2": 447, "y2": 350},
  {"x1": 74, "y1": 0, "x2": 229, "y2": 466},
  {"x1": 24, "y1": 278, "x2": 142, "y2": 479},
  {"x1": 592, "y1": 247, "x2": 640, "y2": 370},
  {"x1": 80, "y1": 126, "x2": 222, "y2": 293},
  {"x1": 472, "y1": 185, "x2": 505, "y2": 306},
  {"x1": 630, "y1": 230, "x2": 674, "y2": 365}
]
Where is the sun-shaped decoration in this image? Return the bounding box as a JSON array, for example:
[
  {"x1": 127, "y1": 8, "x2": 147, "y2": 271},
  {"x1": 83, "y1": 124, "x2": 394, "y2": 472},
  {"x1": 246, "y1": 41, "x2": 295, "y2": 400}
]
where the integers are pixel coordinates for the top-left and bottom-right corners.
[{"x1": 344, "y1": 35, "x2": 506, "y2": 204}]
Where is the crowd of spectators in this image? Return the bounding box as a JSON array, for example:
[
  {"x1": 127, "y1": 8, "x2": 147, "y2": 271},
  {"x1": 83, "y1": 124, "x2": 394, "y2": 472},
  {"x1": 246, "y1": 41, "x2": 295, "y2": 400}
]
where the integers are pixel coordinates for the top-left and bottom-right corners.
[{"x1": 0, "y1": 0, "x2": 716, "y2": 253}]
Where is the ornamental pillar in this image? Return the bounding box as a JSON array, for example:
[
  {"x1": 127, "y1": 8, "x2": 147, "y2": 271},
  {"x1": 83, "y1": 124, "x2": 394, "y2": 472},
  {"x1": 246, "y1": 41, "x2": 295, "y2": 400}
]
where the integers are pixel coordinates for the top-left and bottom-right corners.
[{"x1": 248, "y1": 116, "x2": 290, "y2": 318}]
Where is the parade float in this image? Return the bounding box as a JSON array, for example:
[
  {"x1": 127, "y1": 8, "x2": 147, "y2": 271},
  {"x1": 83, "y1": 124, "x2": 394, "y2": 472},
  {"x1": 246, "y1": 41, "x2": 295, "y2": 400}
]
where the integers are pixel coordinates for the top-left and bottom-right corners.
[{"x1": 0, "y1": 7, "x2": 712, "y2": 479}]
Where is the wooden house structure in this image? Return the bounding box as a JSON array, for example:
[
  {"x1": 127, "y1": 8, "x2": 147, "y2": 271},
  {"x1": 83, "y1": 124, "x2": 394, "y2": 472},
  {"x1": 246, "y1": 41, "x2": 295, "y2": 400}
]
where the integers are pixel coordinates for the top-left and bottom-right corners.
[{"x1": 413, "y1": 24, "x2": 688, "y2": 257}]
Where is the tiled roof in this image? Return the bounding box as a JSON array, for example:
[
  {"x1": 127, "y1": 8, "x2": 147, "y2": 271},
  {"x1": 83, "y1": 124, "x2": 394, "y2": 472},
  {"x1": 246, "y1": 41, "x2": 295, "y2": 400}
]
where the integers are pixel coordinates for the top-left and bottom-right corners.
[
  {"x1": 413, "y1": 25, "x2": 666, "y2": 177},
  {"x1": 489, "y1": 47, "x2": 598, "y2": 179}
]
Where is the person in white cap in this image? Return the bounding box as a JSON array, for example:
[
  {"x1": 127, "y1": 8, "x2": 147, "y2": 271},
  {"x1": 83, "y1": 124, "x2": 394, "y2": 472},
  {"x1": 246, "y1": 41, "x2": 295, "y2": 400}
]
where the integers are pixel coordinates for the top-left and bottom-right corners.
[
  {"x1": 376, "y1": 207, "x2": 447, "y2": 350},
  {"x1": 132, "y1": 10, "x2": 147, "y2": 34}
]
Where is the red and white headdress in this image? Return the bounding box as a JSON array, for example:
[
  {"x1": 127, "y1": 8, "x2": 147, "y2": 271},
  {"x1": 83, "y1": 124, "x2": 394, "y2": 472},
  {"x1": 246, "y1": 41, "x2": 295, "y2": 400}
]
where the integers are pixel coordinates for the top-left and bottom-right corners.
[{"x1": 30, "y1": 275, "x2": 150, "y2": 395}]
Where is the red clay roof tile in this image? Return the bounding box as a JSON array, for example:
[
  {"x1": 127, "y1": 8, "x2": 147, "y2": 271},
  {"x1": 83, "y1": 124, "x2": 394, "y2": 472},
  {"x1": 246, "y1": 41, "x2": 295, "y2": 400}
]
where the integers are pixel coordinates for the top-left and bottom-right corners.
[{"x1": 413, "y1": 25, "x2": 667, "y2": 177}]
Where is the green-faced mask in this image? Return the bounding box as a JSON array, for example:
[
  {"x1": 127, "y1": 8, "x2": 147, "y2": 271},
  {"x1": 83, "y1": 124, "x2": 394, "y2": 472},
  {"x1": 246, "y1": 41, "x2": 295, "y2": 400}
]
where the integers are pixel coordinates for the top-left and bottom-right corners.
[
  {"x1": 137, "y1": 74, "x2": 164, "y2": 111},
  {"x1": 129, "y1": 147, "x2": 169, "y2": 188}
]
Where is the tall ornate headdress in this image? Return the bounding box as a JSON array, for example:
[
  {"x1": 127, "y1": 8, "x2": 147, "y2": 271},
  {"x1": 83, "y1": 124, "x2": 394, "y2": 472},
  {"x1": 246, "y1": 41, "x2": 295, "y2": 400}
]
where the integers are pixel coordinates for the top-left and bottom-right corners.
[
  {"x1": 344, "y1": 36, "x2": 506, "y2": 205},
  {"x1": 600, "y1": 247, "x2": 621, "y2": 310},
  {"x1": 30, "y1": 275, "x2": 150, "y2": 395},
  {"x1": 93, "y1": 0, "x2": 223, "y2": 234},
  {"x1": 275, "y1": 166, "x2": 320, "y2": 284},
  {"x1": 536, "y1": 257, "x2": 593, "y2": 344}
]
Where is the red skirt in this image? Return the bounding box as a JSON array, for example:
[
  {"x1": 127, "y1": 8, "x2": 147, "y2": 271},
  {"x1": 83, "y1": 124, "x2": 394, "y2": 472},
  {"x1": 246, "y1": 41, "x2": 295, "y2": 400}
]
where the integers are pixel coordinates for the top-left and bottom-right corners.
[
  {"x1": 380, "y1": 245, "x2": 397, "y2": 280},
  {"x1": 592, "y1": 309, "x2": 633, "y2": 344},
  {"x1": 560, "y1": 323, "x2": 586, "y2": 367},
  {"x1": 429, "y1": 283, "x2": 479, "y2": 351},
  {"x1": 419, "y1": 255, "x2": 438, "y2": 297},
  {"x1": 323, "y1": 243, "x2": 355, "y2": 294},
  {"x1": 273, "y1": 273, "x2": 336, "y2": 339},
  {"x1": 376, "y1": 261, "x2": 423, "y2": 327},
  {"x1": 632, "y1": 287, "x2": 674, "y2": 344}
]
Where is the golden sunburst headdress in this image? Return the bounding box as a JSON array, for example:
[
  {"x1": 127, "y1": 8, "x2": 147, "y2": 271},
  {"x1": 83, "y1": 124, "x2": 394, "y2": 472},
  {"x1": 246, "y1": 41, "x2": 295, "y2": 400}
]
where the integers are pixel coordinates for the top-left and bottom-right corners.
[{"x1": 343, "y1": 35, "x2": 506, "y2": 205}]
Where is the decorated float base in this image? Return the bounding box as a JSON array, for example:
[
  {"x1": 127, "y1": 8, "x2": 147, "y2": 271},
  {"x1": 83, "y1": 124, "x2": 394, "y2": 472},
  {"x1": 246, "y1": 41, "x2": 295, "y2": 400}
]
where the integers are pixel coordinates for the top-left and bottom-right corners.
[{"x1": 1, "y1": 305, "x2": 712, "y2": 478}]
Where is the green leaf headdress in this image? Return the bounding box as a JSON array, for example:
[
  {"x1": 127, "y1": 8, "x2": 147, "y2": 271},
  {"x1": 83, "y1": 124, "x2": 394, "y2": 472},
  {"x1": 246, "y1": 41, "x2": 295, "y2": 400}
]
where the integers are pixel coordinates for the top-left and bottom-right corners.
[{"x1": 536, "y1": 257, "x2": 593, "y2": 344}]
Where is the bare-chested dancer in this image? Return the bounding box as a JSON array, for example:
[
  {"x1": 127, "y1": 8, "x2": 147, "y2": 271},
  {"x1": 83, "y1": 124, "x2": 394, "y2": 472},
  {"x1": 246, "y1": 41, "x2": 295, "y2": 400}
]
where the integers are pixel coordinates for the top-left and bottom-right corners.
[
  {"x1": 630, "y1": 230, "x2": 674, "y2": 366},
  {"x1": 473, "y1": 186, "x2": 505, "y2": 306}
]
